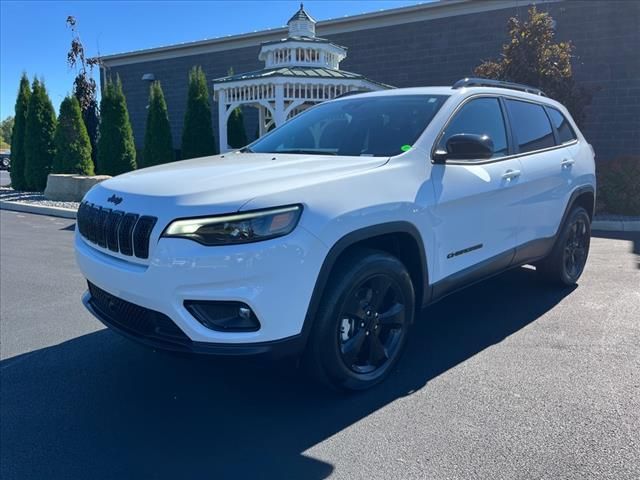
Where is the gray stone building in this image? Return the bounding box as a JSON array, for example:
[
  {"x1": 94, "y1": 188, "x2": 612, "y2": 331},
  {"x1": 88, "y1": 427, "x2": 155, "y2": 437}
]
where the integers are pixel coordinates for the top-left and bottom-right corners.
[{"x1": 100, "y1": 0, "x2": 640, "y2": 163}]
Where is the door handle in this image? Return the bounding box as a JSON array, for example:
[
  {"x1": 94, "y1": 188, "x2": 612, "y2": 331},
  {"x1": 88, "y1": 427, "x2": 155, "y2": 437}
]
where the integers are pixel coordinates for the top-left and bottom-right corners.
[
  {"x1": 561, "y1": 158, "x2": 575, "y2": 168},
  {"x1": 502, "y1": 169, "x2": 521, "y2": 180}
]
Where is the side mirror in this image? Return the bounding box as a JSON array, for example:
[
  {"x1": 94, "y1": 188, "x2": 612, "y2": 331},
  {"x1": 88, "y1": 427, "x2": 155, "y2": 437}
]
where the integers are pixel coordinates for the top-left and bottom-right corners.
[{"x1": 436, "y1": 134, "x2": 494, "y2": 162}]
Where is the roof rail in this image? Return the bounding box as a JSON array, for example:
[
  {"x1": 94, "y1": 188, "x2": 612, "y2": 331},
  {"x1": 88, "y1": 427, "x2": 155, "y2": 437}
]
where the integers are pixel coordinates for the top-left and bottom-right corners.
[{"x1": 452, "y1": 77, "x2": 546, "y2": 96}]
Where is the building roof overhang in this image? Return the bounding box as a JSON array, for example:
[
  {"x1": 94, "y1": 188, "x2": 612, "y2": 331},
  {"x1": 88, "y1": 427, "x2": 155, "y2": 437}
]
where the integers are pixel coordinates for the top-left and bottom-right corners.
[{"x1": 99, "y1": 0, "x2": 558, "y2": 67}]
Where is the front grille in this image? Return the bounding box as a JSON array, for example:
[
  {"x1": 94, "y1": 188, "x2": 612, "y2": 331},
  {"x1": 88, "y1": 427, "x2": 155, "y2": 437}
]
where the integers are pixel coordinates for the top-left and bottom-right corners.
[
  {"x1": 77, "y1": 202, "x2": 157, "y2": 259},
  {"x1": 87, "y1": 282, "x2": 190, "y2": 346}
]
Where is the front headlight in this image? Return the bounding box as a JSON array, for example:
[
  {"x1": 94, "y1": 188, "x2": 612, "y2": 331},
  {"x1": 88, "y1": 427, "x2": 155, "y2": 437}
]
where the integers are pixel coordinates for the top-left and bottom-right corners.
[{"x1": 162, "y1": 205, "x2": 302, "y2": 246}]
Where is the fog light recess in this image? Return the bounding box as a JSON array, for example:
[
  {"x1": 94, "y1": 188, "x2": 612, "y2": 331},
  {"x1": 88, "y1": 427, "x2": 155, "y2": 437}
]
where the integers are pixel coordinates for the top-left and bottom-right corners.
[{"x1": 184, "y1": 301, "x2": 260, "y2": 332}]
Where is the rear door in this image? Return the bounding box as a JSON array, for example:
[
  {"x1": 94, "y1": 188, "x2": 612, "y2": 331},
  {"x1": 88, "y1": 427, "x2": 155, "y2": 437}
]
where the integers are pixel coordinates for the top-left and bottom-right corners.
[
  {"x1": 504, "y1": 98, "x2": 576, "y2": 245},
  {"x1": 430, "y1": 96, "x2": 524, "y2": 284}
]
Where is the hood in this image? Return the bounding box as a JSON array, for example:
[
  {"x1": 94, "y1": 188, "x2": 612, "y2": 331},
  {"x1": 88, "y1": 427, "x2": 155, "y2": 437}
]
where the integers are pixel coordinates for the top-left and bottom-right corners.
[{"x1": 85, "y1": 152, "x2": 387, "y2": 215}]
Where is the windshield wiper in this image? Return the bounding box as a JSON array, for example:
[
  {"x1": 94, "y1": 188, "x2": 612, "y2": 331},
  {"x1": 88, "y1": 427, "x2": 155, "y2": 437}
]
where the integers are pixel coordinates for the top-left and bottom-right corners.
[{"x1": 240, "y1": 146, "x2": 254, "y2": 153}]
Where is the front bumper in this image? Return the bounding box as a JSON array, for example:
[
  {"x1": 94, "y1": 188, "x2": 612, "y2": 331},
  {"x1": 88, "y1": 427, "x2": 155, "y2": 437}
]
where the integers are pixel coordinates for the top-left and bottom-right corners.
[
  {"x1": 82, "y1": 289, "x2": 305, "y2": 357},
  {"x1": 76, "y1": 225, "x2": 328, "y2": 352}
]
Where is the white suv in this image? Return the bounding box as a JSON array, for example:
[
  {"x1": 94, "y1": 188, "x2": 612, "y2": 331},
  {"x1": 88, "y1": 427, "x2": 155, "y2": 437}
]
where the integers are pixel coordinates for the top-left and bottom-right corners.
[{"x1": 76, "y1": 78, "x2": 595, "y2": 390}]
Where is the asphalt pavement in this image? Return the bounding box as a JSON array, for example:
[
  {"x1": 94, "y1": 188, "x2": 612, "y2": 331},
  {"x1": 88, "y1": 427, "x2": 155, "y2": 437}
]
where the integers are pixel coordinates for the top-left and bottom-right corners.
[{"x1": 1, "y1": 210, "x2": 639, "y2": 479}]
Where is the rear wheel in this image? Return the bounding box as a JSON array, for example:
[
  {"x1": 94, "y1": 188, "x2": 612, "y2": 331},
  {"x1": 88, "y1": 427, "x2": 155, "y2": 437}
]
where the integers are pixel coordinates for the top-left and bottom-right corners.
[
  {"x1": 538, "y1": 206, "x2": 591, "y2": 286},
  {"x1": 305, "y1": 249, "x2": 415, "y2": 391}
]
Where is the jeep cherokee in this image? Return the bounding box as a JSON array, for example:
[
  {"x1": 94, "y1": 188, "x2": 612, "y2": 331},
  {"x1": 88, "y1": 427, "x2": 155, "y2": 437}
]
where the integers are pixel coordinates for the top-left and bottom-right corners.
[{"x1": 75, "y1": 78, "x2": 595, "y2": 390}]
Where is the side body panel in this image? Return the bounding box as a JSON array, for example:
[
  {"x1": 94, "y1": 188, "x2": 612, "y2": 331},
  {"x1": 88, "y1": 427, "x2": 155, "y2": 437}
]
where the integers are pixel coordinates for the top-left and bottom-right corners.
[{"x1": 428, "y1": 158, "x2": 524, "y2": 281}]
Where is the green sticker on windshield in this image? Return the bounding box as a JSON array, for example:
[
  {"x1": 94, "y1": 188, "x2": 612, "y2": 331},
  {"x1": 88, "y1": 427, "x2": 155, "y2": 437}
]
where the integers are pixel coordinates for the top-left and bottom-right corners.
[{"x1": 400, "y1": 144, "x2": 412, "y2": 152}]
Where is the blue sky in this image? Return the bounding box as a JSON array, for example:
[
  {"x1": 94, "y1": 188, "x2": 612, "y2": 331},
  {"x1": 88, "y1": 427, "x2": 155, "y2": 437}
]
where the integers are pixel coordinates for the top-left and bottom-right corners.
[{"x1": 0, "y1": 0, "x2": 425, "y2": 120}]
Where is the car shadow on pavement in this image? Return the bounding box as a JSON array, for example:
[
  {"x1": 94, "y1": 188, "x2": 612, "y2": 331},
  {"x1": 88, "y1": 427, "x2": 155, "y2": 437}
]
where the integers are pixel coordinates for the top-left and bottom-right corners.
[{"x1": 0, "y1": 267, "x2": 574, "y2": 479}]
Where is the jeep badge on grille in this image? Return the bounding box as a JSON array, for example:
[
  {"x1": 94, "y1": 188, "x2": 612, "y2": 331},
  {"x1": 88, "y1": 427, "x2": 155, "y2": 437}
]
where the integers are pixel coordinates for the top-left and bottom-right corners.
[{"x1": 107, "y1": 194, "x2": 123, "y2": 205}]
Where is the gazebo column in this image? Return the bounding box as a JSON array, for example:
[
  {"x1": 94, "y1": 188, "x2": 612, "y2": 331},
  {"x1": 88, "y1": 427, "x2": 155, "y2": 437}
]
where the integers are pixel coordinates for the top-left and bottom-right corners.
[
  {"x1": 274, "y1": 84, "x2": 285, "y2": 127},
  {"x1": 217, "y1": 89, "x2": 229, "y2": 153},
  {"x1": 258, "y1": 106, "x2": 266, "y2": 136}
]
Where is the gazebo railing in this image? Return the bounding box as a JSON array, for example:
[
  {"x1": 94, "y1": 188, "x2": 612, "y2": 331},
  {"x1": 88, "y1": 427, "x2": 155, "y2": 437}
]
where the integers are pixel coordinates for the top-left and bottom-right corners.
[{"x1": 223, "y1": 82, "x2": 359, "y2": 104}]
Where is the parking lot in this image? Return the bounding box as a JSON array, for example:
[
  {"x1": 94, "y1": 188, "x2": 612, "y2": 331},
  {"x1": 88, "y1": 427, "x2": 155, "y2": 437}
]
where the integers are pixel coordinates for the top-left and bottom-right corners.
[{"x1": 1, "y1": 209, "x2": 638, "y2": 479}]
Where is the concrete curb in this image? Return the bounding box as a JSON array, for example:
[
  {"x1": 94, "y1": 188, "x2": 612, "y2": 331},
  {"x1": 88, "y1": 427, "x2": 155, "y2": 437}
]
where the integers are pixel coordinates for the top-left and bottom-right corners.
[
  {"x1": 592, "y1": 220, "x2": 640, "y2": 232},
  {"x1": 0, "y1": 200, "x2": 77, "y2": 219}
]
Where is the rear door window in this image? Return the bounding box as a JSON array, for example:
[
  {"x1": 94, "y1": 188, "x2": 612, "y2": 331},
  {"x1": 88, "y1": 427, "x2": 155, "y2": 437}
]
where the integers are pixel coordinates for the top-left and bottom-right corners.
[
  {"x1": 546, "y1": 107, "x2": 577, "y2": 144},
  {"x1": 505, "y1": 99, "x2": 555, "y2": 153}
]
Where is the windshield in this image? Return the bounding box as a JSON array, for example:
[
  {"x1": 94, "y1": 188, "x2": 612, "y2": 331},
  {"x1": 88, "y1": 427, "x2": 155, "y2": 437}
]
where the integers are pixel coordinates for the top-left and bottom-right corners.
[{"x1": 247, "y1": 94, "x2": 449, "y2": 157}]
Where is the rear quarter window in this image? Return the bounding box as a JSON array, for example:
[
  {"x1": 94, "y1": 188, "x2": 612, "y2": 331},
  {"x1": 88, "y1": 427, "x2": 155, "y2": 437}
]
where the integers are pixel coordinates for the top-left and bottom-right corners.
[{"x1": 505, "y1": 99, "x2": 555, "y2": 153}]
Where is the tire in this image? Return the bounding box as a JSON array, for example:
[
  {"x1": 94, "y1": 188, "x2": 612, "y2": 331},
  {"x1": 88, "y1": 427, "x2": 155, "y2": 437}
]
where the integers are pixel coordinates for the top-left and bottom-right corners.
[
  {"x1": 0, "y1": 158, "x2": 8, "y2": 168},
  {"x1": 538, "y1": 206, "x2": 591, "y2": 286},
  {"x1": 304, "y1": 248, "x2": 415, "y2": 391}
]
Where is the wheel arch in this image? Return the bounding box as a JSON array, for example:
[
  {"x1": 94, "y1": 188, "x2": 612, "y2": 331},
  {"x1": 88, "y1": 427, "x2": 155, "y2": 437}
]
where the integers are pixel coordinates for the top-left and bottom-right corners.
[
  {"x1": 561, "y1": 185, "x2": 596, "y2": 227},
  {"x1": 300, "y1": 222, "x2": 429, "y2": 346}
]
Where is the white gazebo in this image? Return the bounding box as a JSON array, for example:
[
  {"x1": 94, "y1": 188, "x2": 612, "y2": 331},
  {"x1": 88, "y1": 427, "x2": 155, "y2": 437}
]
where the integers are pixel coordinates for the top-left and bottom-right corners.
[{"x1": 212, "y1": 3, "x2": 390, "y2": 152}]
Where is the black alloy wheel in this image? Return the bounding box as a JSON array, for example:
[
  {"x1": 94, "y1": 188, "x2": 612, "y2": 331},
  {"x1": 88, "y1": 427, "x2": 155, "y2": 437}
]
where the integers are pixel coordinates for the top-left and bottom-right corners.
[
  {"x1": 305, "y1": 249, "x2": 415, "y2": 391},
  {"x1": 338, "y1": 274, "x2": 407, "y2": 374},
  {"x1": 563, "y1": 216, "x2": 589, "y2": 281},
  {"x1": 538, "y1": 206, "x2": 591, "y2": 286}
]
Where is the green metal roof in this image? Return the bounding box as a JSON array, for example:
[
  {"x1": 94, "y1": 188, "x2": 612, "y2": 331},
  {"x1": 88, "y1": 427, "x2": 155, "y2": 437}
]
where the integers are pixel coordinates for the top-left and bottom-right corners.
[{"x1": 213, "y1": 66, "x2": 390, "y2": 88}]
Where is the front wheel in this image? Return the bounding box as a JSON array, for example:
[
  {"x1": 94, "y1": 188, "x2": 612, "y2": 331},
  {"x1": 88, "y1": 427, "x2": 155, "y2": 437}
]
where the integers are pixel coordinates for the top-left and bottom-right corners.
[
  {"x1": 305, "y1": 249, "x2": 415, "y2": 391},
  {"x1": 538, "y1": 206, "x2": 591, "y2": 286}
]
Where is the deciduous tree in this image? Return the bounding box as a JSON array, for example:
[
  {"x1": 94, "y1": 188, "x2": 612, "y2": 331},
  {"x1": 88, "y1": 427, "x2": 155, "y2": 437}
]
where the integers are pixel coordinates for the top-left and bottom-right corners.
[
  {"x1": 474, "y1": 6, "x2": 591, "y2": 125},
  {"x1": 66, "y1": 16, "x2": 100, "y2": 171},
  {"x1": 0, "y1": 116, "x2": 14, "y2": 145}
]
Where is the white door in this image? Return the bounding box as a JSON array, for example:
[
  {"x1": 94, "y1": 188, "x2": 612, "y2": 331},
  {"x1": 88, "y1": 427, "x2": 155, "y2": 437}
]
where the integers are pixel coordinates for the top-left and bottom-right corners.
[
  {"x1": 506, "y1": 100, "x2": 579, "y2": 244},
  {"x1": 429, "y1": 96, "x2": 523, "y2": 284}
]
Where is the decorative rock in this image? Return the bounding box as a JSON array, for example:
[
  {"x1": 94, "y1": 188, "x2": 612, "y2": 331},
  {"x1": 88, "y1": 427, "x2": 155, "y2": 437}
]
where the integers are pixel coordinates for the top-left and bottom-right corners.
[{"x1": 44, "y1": 174, "x2": 111, "y2": 202}]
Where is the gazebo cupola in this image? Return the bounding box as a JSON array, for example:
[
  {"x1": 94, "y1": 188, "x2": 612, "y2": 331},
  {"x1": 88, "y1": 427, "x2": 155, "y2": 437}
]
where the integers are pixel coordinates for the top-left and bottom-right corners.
[
  {"x1": 213, "y1": 4, "x2": 389, "y2": 152},
  {"x1": 258, "y1": 4, "x2": 346, "y2": 70},
  {"x1": 287, "y1": 3, "x2": 316, "y2": 38}
]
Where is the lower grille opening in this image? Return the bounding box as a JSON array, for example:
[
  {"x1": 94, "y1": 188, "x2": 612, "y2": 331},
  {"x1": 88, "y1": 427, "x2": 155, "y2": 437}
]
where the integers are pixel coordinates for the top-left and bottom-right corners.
[{"x1": 87, "y1": 282, "x2": 191, "y2": 348}]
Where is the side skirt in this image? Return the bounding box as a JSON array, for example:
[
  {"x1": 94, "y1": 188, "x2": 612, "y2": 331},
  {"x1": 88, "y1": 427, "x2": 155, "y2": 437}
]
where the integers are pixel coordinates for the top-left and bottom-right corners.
[{"x1": 429, "y1": 236, "x2": 555, "y2": 304}]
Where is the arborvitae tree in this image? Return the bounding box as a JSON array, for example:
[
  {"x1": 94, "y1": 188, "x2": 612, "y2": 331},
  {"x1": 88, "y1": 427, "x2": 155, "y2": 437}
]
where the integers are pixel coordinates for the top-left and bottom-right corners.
[
  {"x1": 53, "y1": 96, "x2": 94, "y2": 175},
  {"x1": 475, "y1": 6, "x2": 591, "y2": 126},
  {"x1": 97, "y1": 76, "x2": 136, "y2": 176},
  {"x1": 142, "y1": 81, "x2": 174, "y2": 168},
  {"x1": 24, "y1": 79, "x2": 57, "y2": 191},
  {"x1": 181, "y1": 66, "x2": 216, "y2": 159},
  {"x1": 82, "y1": 99, "x2": 100, "y2": 170},
  {"x1": 223, "y1": 67, "x2": 247, "y2": 149},
  {"x1": 227, "y1": 107, "x2": 247, "y2": 149},
  {"x1": 9, "y1": 74, "x2": 31, "y2": 190}
]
